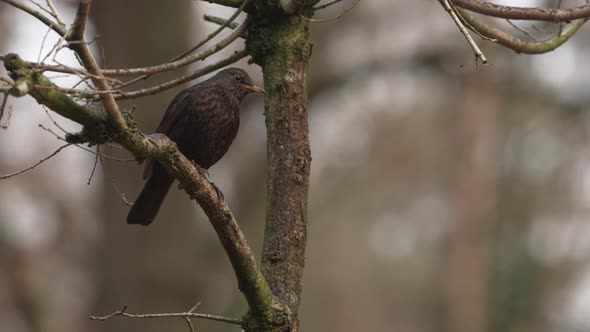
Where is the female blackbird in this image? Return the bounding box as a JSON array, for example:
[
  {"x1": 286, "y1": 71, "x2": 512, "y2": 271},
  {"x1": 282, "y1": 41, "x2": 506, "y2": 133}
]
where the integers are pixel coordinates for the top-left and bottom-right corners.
[{"x1": 127, "y1": 68, "x2": 265, "y2": 225}]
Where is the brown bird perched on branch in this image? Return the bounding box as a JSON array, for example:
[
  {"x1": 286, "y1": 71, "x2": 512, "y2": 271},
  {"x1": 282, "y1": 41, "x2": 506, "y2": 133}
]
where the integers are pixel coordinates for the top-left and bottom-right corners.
[{"x1": 127, "y1": 68, "x2": 265, "y2": 226}]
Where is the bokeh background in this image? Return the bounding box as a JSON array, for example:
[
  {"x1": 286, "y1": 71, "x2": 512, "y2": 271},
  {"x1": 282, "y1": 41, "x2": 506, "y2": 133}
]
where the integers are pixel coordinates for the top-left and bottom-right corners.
[{"x1": 2, "y1": 0, "x2": 590, "y2": 331}]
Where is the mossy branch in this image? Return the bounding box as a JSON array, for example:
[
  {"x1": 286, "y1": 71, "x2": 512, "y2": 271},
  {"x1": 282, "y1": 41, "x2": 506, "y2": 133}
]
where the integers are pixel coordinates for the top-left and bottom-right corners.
[
  {"x1": 3, "y1": 53, "x2": 111, "y2": 142},
  {"x1": 2, "y1": 51, "x2": 276, "y2": 324}
]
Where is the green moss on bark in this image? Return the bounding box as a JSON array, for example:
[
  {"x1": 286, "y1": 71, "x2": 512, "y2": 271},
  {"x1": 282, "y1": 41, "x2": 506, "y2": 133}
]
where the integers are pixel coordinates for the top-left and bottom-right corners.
[
  {"x1": 246, "y1": 1, "x2": 313, "y2": 329},
  {"x1": 3, "y1": 53, "x2": 118, "y2": 145}
]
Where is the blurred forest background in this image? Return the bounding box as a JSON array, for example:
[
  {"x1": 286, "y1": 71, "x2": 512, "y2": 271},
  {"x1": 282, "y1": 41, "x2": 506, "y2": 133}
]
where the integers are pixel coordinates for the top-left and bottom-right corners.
[{"x1": 2, "y1": 0, "x2": 590, "y2": 331}]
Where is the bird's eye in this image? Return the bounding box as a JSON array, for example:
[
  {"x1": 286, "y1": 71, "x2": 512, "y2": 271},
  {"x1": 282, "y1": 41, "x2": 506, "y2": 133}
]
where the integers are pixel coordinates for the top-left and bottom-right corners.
[{"x1": 234, "y1": 75, "x2": 242, "y2": 83}]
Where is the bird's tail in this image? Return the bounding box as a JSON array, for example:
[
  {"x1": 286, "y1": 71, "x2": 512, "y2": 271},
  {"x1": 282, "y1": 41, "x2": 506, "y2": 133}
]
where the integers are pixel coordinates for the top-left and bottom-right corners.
[{"x1": 127, "y1": 163, "x2": 174, "y2": 226}]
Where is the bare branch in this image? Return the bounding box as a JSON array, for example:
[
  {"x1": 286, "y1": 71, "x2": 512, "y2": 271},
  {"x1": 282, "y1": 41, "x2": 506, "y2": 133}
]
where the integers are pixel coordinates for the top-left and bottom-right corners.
[
  {"x1": 65, "y1": 0, "x2": 127, "y2": 131},
  {"x1": 68, "y1": 0, "x2": 91, "y2": 42},
  {"x1": 109, "y1": 179, "x2": 134, "y2": 206},
  {"x1": 174, "y1": 0, "x2": 249, "y2": 64},
  {"x1": 45, "y1": 0, "x2": 65, "y2": 27},
  {"x1": 26, "y1": 0, "x2": 55, "y2": 19},
  {"x1": 105, "y1": 18, "x2": 248, "y2": 77},
  {"x1": 23, "y1": 50, "x2": 248, "y2": 100},
  {"x1": 0, "y1": 0, "x2": 66, "y2": 36},
  {"x1": 307, "y1": 0, "x2": 359, "y2": 23},
  {"x1": 38, "y1": 123, "x2": 135, "y2": 162},
  {"x1": 440, "y1": 0, "x2": 487, "y2": 64},
  {"x1": 0, "y1": 93, "x2": 8, "y2": 125},
  {"x1": 454, "y1": 0, "x2": 590, "y2": 22},
  {"x1": 458, "y1": 8, "x2": 587, "y2": 54},
  {"x1": 1, "y1": 106, "x2": 12, "y2": 129},
  {"x1": 0, "y1": 143, "x2": 71, "y2": 180},
  {"x1": 111, "y1": 1, "x2": 249, "y2": 90},
  {"x1": 203, "y1": 14, "x2": 240, "y2": 29},
  {"x1": 87, "y1": 147, "x2": 99, "y2": 184},
  {"x1": 89, "y1": 305, "x2": 243, "y2": 326},
  {"x1": 37, "y1": 23, "x2": 54, "y2": 63},
  {"x1": 314, "y1": 0, "x2": 342, "y2": 10},
  {"x1": 184, "y1": 317, "x2": 195, "y2": 332},
  {"x1": 200, "y1": 0, "x2": 243, "y2": 7},
  {"x1": 112, "y1": 50, "x2": 248, "y2": 100}
]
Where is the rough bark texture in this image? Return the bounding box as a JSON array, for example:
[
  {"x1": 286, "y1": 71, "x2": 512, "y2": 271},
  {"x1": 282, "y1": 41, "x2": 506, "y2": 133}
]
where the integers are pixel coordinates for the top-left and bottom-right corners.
[
  {"x1": 3, "y1": 1, "x2": 315, "y2": 331},
  {"x1": 248, "y1": 9, "x2": 312, "y2": 318}
]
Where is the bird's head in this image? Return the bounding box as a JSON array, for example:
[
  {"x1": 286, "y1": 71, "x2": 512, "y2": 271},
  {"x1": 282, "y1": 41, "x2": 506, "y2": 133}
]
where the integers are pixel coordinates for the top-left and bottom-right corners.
[{"x1": 215, "y1": 68, "x2": 265, "y2": 101}]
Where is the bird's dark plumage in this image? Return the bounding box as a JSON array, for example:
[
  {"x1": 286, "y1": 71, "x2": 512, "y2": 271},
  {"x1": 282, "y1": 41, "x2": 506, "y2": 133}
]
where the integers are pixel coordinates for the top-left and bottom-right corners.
[{"x1": 127, "y1": 68, "x2": 264, "y2": 226}]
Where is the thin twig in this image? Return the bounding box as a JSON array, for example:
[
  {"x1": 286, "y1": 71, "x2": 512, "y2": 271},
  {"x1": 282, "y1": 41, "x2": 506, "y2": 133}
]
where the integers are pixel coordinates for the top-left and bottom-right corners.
[
  {"x1": 452, "y1": 2, "x2": 497, "y2": 42},
  {"x1": 41, "y1": 34, "x2": 65, "y2": 63},
  {"x1": 66, "y1": 0, "x2": 127, "y2": 132},
  {"x1": 0, "y1": 0, "x2": 66, "y2": 36},
  {"x1": 112, "y1": 17, "x2": 247, "y2": 91},
  {"x1": 440, "y1": 0, "x2": 488, "y2": 64},
  {"x1": 87, "y1": 146, "x2": 99, "y2": 185},
  {"x1": 113, "y1": 1, "x2": 249, "y2": 90},
  {"x1": 203, "y1": 14, "x2": 239, "y2": 29},
  {"x1": 307, "y1": 0, "x2": 359, "y2": 23},
  {"x1": 42, "y1": 106, "x2": 67, "y2": 132},
  {"x1": 174, "y1": 0, "x2": 249, "y2": 63},
  {"x1": 0, "y1": 93, "x2": 8, "y2": 125},
  {"x1": 89, "y1": 305, "x2": 243, "y2": 326},
  {"x1": 113, "y1": 50, "x2": 248, "y2": 100},
  {"x1": 109, "y1": 178, "x2": 134, "y2": 206},
  {"x1": 38, "y1": 123, "x2": 135, "y2": 162},
  {"x1": 506, "y1": 19, "x2": 539, "y2": 41},
  {"x1": 314, "y1": 0, "x2": 343, "y2": 10},
  {"x1": 184, "y1": 317, "x2": 195, "y2": 332},
  {"x1": 45, "y1": 0, "x2": 65, "y2": 27},
  {"x1": 96, "y1": 149, "x2": 134, "y2": 206},
  {"x1": 29, "y1": 48, "x2": 246, "y2": 99},
  {"x1": 1, "y1": 103, "x2": 12, "y2": 129},
  {"x1": 37, "y1": 23, "x2": 54, "y2": 63},
  {"x1": 26, "y1": 0, "x2": 54, "y2": 18},
  {"x1": 0, "y1": 143, "x2": 71, "y2": 180},
  {"x1": 458, "y1": 7, "x2": 587, "y2": 54}
]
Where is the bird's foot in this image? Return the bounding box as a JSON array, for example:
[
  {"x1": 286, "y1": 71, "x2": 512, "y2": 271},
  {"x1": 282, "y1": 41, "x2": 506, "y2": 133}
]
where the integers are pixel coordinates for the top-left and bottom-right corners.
[{"x1": 191, "y1": 161, "x2": 209, "y2": 178}]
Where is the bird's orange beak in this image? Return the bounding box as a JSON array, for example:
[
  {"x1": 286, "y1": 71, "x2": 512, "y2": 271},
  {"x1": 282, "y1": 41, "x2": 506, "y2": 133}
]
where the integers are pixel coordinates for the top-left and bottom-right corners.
[{"x1": 240, "y1": 84, "x2": 266, "y2": 94}]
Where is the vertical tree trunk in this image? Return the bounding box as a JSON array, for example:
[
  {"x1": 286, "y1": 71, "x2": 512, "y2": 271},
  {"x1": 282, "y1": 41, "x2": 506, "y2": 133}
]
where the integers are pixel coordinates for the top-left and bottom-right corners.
[{"x1": 247, "y1": 10, "x2": 313, "y2": 330}]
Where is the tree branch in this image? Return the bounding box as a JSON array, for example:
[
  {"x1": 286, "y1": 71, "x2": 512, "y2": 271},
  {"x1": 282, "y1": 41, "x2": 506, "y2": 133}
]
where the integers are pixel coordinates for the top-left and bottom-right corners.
[
  {"x1": 458, "y1": 8, "x2": 587, "y2": 54},
  {"x1": 440, "y1": 0, "x2": 487, "y2": 64},
  {"x1": 200, "y1": 0, "x2": 243, "y2": 8},
  {"x1": 111, "y1": 50, "x2": 248, "y2": 100},
  {"x1": 102, "y1": 19, "x2": 247, "y2": 77},
  {"x1": 203, "y1": 14, "x2": 240, "y2": 29},
  {"x1": 90, "y1": 305, "x2": 243, "y2": 326},
  {"x1": 314, "y1": 0, "x2": 342, "y2": 10},
  {"x1": 0, "y1": 0, "x2": 66, "y2": 36},
  {"x1": 0, "y1": 143, "x2": 71, "y2": 180},
  {"x1": 68, "y1": 0, "x2": 90, "y2": 41},
  {"x1": 65, "y1": 0, "x2": 127, "y2": 132},
  {"x1": 3, "y1": 51, "x2": 274, "y2": 319},
  {"x1": 453, "y1": 0, "x2": 590, "y2": 22}
]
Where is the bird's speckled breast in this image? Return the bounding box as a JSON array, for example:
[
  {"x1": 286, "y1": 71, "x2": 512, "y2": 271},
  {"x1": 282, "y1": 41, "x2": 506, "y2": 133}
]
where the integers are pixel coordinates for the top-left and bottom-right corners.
[{"x1": 168, "y1": 84, "x2": 240, "y2": 169}]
